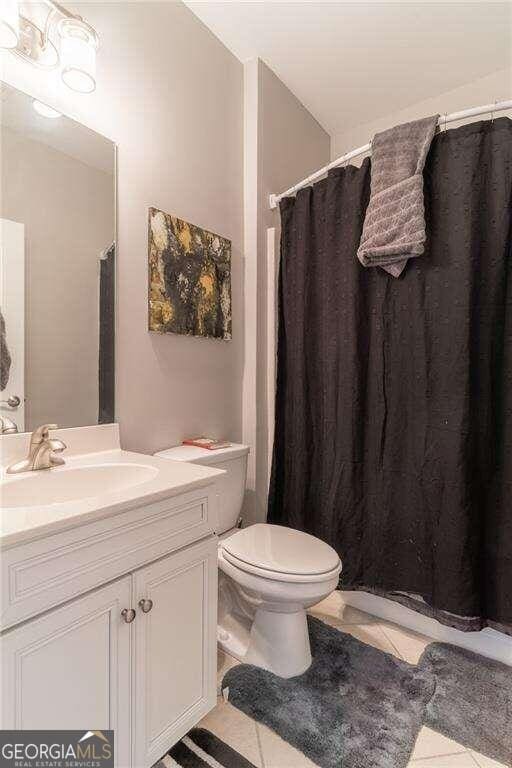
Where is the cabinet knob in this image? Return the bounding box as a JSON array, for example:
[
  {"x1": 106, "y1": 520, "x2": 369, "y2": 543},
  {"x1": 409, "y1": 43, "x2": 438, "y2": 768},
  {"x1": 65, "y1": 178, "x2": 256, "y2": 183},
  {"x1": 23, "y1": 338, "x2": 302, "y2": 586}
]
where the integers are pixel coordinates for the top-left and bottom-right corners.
[
  {"x1": 138, "y1": 598, "x2": 154, "y2": 613},
  {"x1": 121, "y1": 608, "x2": 136, "y2": 623}
]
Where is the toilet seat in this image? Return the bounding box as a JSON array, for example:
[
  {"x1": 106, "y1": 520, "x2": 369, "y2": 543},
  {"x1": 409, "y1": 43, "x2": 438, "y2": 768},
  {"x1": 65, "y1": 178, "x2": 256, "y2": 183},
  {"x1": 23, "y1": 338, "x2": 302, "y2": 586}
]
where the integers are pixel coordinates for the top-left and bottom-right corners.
[
  {"x1": 221, "y1": 548, "x2": 342, "y2": 583},
  {"x1": 220, "y1": 523, "x2": 341, "y2": 584}
]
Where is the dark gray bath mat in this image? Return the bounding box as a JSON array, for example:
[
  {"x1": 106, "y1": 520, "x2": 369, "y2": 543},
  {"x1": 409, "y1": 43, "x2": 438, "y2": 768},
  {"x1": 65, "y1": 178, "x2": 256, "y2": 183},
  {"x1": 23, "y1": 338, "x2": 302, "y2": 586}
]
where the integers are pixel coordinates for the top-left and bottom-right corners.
[
  {"x1": 222, "y1": 616, "x2": 434, "y2": 768},
  {"x1": 419, "y1": 642, "x2": 512, "y2": 766},
  {"x1": 154, "y1": 727, "x2": 257, "y2": 768}
]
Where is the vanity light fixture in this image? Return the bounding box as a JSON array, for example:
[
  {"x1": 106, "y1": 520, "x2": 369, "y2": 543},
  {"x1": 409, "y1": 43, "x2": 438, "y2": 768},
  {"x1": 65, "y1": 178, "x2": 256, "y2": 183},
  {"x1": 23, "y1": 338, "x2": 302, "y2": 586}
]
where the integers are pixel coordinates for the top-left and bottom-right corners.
[
  {"x1": 33, "y1": 99, "x2": 62, "y2": 118},
  {"x1": 58, "y1": 17, "x2": 98, "y2": 94},
  {"x1": 1, "y1": 0, "x2": 100, "y2": 93}
]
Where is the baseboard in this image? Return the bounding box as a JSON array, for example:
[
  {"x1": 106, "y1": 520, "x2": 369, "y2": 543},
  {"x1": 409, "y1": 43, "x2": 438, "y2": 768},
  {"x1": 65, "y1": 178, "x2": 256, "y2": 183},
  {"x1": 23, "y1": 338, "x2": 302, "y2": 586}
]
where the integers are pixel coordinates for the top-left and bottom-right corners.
[{"x1": 342, "y1": 590, "x2": 512, "y2": 666}]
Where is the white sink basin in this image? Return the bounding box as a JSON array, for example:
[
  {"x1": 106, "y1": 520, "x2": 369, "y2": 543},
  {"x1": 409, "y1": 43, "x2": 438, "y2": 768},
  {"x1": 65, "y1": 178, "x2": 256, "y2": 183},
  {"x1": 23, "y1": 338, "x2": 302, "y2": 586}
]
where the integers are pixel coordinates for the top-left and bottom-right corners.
[{"x1": 1, "y1": 463, "x2": 159, "y2": 507}]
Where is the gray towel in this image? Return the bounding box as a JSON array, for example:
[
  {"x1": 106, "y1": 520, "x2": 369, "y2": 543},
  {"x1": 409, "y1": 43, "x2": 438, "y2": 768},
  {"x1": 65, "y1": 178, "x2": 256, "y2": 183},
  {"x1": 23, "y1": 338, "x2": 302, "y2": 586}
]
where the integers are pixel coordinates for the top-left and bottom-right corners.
[
  {"x1": 0, "y1": 308, "x2": 11, "y2": 391},
  {"x1": 357, "y1": 114, "x2": 439, "y2": 277}
]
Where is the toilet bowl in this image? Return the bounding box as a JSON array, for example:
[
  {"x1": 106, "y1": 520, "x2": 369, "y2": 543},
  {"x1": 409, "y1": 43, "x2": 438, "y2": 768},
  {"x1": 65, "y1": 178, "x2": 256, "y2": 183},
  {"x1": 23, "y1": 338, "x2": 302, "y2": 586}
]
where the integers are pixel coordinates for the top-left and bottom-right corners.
[
  {"x1": 155, "y1": 443, "x2": 342, "y2": 678},
  {"x1": 218, "y1": 523, "x2": 341, "y2": 677}
]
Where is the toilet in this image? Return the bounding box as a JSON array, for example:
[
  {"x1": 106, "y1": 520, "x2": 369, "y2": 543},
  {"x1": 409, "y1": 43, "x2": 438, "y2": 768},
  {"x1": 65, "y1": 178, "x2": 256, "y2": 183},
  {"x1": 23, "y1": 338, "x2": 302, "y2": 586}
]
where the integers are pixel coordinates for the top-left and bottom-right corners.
[{"x1": 155, "y1": 443, "x2": 342, "y2": 678}]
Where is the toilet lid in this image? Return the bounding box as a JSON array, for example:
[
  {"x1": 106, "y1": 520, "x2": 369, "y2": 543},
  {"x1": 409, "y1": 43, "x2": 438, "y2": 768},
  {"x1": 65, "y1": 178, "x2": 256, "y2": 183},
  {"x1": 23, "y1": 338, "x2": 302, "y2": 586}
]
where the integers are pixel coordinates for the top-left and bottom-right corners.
[{"x1": 221, "y1": 523, "x2": 340, "y2": 577}]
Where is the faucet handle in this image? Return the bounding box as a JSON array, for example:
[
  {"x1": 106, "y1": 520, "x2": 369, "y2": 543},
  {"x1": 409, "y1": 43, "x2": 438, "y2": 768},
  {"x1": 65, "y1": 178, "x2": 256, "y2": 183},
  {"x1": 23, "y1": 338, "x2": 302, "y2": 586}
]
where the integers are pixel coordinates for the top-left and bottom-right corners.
[{"x1": 31, "y1": 423, "x2": 58, "y2": 444}]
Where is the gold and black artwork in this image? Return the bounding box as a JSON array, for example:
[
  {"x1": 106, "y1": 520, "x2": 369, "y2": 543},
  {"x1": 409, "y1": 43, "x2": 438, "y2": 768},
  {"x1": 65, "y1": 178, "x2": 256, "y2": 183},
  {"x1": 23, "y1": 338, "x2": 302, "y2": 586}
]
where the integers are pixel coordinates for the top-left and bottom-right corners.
[{"x1": 148, "y1": 207, "x2": 232, "y2": 340}]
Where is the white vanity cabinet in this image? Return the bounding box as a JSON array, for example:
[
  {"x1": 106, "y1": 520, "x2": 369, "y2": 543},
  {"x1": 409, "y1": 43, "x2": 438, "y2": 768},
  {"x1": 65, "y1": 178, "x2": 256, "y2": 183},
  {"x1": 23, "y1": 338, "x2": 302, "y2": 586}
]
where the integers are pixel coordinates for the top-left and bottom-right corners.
[
  {"x1": 133, "y1": 539, "x2": 217, "y2": 767},
  {"x1": 1, "y1": 576, "x2": 133, "y2": 766},
  {"x1": 0, "y1": 481, "x2": 219, "y2": 768}
]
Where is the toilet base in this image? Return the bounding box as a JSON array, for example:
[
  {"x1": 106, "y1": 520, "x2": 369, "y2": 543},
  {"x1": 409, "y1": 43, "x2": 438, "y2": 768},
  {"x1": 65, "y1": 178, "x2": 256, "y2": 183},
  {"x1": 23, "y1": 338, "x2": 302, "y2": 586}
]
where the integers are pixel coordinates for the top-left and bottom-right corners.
[
  {"x1": 246, "y1": 607, "x2": 312, "y2": 678},
  {"x1": 218, "y1": 607, "x2": 312, "y2": 679},
  {"x1": 217, "y1": 543, "x2": 341, "y2": 680}
]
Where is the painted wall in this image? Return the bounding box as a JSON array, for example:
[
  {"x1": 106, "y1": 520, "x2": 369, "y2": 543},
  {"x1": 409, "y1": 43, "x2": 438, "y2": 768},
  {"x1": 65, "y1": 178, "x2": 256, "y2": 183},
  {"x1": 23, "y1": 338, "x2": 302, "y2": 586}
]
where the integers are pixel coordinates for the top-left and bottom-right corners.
[
  {"x1": 331, "y1": 68, "x2": 511, "y2": 158},
  {"x1": 1, "y1": 127, "x2": 113, "y2": 430},
  {"x1": 242, "y1": 59, "x2": 331, "y2": 523},
  {"x1": 0, "y1": 1, "x2": 244, "y2": 454}
]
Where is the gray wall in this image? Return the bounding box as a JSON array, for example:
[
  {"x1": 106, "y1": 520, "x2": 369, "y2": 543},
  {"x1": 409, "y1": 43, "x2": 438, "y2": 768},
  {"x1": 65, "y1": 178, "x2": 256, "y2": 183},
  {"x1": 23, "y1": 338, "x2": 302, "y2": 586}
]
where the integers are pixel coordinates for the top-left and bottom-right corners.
[
  {"x1": 1, "y1": 127, "x2": 113, "y2": 430},
  {"x1": 112, "y1": 3, "x2": 244, "y2": 455},
  {"x1": 331, "y1": 68, "x2": 511, "y2": 158},
  {"x1": 243, "y1": 59, "x2": 331, "y2": 523},
  {"x1": 2, "y1": 2, "x2": 244, "y2": 454}
]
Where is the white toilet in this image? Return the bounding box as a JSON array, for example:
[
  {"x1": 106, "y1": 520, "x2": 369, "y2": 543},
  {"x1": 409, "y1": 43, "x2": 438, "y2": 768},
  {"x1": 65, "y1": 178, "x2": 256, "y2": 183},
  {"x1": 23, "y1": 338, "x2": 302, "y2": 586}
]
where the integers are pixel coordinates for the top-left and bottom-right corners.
[{"x1": 155, "y1": 443, "x2": 342, "y2": 678}]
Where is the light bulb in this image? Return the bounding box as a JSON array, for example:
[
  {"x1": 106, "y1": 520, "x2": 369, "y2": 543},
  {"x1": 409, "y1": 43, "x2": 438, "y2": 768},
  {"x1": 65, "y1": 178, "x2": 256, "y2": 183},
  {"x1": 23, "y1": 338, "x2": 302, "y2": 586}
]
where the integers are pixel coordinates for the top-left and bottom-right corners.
[
  {"x1": 58, "y1": 18, "x2": 98, "y2": 94},
  {"x1": 0, "y1": 0, "x2": 19, "y2": 49}
]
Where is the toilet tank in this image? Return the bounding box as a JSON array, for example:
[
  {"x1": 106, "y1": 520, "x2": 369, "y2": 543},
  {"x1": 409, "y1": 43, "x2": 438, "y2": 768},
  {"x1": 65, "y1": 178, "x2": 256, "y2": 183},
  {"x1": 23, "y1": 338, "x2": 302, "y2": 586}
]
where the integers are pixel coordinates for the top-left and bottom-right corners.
[{"x1": 154, "y1": 443, "x2": 249, "y2": 535}]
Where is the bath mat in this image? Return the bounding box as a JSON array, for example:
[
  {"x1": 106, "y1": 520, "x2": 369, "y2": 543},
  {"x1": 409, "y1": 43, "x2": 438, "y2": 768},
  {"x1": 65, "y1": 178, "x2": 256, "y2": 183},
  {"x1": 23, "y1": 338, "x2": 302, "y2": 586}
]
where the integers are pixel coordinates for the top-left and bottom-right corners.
[
  {"x1": 419, "y1": 642, "x2": 512, "y2": 766},
  {"x1": 222, "y1": 616, "x2": 435, "y2": 768},
  {"x1": 153, "y1": 727, "x2": 258, "y2": 768}
]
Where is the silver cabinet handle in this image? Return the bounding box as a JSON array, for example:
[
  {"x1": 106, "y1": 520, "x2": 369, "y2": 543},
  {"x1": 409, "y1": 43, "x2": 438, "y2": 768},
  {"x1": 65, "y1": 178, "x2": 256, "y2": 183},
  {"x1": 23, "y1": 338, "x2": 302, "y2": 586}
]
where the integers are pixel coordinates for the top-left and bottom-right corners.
[
  {"x1": 138, "y1": 599, "x2": 153, "y2": 613},
  {"x1": 121, "y1": 608, "x2": 136, "y2": 623},
  {"x1": 1, "y1": 395, "x2": 21, "y2": 409}
]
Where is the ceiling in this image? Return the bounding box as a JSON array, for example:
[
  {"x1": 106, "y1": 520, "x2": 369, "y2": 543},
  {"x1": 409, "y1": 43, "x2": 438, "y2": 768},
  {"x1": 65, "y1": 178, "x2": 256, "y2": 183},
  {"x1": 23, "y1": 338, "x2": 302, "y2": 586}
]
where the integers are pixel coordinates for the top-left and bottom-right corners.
[{"x1": 183, "y1": 1, "x2": 511, "y2": 137}]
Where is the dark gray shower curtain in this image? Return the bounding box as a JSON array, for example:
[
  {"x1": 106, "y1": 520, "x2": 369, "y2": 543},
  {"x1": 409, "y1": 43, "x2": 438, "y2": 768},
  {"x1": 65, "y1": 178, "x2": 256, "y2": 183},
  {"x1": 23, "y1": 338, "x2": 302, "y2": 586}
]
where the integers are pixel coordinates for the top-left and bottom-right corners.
[
  {"x1": 98, "y1": 243, "x2": 115, "y2": 424},
  {"x1": 268, "y1": 118, "x2": 512, "y2": 634}
]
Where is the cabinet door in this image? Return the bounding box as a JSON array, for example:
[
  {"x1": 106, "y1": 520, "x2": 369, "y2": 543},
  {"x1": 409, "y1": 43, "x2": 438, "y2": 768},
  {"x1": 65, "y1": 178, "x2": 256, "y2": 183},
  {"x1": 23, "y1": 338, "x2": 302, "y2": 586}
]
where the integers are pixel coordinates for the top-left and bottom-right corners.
[
  {"x1": 1, "y1": 576, "x2": 132, "y2": 768},
  {"x1": 133, "y1": 537, "x2": 217, "y2": 767}
]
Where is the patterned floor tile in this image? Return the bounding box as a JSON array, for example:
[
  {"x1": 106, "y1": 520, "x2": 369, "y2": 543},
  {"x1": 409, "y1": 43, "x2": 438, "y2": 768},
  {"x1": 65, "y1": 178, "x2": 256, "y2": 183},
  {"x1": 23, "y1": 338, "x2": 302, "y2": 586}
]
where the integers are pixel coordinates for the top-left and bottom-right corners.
[
  {"x1": 411, "y1": 726, "x2": 468, "y2": 761},
  {"x1": 407, "y1": 751, "x2": 478, "y2": 766},
  {"x1": 310, "y1": 590, "x2": 379, "y2": 625},
  {"x1": 379, "y1": 621, "x2": 433, "y2": 664},
  {"x1": 199, "y1": 700, "x2": 263, "y2": 767}
]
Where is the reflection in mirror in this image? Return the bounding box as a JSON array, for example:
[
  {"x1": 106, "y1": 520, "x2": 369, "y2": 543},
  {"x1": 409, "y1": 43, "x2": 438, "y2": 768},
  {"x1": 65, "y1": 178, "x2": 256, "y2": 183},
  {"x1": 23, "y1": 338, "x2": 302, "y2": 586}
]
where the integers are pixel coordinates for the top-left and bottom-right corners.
[{"x1": 0, "y1": 83, "x2": 116, "y2": 433}]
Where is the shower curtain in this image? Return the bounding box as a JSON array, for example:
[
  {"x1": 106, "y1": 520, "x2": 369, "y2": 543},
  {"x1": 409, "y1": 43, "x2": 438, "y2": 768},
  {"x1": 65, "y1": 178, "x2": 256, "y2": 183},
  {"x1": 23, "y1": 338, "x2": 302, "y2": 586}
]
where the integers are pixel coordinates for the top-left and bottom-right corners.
[
  {"x1": 268, "y1": 118, "x2": 512, "y2": 634},
  {"x1": 98, "y1": 243, "x2": 115, "y2": 424}
]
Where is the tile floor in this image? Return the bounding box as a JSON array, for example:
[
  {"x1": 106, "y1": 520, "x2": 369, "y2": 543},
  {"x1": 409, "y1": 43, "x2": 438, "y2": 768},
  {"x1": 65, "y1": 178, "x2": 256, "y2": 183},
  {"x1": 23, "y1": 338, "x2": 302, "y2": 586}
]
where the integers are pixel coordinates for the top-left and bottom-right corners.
[{"x1": 199, "y1": 591, "x2": 507, "y2": 768}]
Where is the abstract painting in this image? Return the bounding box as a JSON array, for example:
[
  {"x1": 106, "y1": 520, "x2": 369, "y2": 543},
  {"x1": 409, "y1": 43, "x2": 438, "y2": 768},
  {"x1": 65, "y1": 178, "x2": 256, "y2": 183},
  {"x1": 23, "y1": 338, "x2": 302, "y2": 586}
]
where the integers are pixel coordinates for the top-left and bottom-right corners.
[{"x1": 148, "y1": 207, "x2": 232, "y2": 340}]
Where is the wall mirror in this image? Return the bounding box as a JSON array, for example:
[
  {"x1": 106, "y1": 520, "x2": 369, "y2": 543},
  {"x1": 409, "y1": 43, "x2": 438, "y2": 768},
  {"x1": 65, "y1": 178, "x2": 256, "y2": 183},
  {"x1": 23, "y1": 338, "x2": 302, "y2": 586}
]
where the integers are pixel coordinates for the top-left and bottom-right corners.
[{"x1": 0, "y1": 82, "x2": 116, "y2": 434}]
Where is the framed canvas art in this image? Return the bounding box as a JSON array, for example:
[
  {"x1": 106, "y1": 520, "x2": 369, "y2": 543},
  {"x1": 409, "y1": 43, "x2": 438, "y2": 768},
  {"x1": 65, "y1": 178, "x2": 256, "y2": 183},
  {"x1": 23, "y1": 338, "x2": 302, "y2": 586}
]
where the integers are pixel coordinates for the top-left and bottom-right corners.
[{"x1": 148, "y1": 207, "x2": 232, "y2": 340}]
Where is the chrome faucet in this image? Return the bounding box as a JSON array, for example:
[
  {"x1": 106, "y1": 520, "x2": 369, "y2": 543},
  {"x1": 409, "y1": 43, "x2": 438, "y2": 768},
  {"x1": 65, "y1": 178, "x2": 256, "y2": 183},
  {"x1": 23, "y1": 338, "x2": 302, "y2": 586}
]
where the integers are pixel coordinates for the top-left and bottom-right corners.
[
  {"x1": 0, "y1": 415, "x2": 18, "y2": 434},
  {"x1": 7, "y1": 424, "x2": 67, "y2": 474}
]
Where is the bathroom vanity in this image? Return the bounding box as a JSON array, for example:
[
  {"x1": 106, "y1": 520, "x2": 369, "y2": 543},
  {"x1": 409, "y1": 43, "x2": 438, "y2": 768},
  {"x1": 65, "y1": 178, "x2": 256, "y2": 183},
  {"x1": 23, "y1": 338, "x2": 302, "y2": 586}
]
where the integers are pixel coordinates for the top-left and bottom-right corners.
[{"x1": 0, "y1": 424, "x2": 222, "y2": 768}]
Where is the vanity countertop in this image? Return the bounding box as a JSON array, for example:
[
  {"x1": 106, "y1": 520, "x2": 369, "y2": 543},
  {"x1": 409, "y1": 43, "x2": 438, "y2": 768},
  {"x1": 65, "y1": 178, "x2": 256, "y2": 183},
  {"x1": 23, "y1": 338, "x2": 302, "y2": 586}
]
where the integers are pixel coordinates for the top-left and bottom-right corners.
[{"x1": 0, "y1": 426, "x2": 224, "y2": 549}]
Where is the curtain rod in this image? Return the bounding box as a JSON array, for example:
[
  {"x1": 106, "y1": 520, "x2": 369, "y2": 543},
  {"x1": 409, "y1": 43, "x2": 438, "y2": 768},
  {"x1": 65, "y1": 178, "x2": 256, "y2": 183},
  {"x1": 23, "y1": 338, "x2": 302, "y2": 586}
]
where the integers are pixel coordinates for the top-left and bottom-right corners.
[{"x1": 269, "y1": 99, "x2": 512, "y2": 209}]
